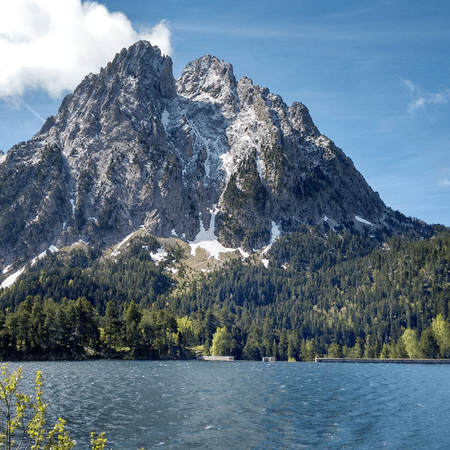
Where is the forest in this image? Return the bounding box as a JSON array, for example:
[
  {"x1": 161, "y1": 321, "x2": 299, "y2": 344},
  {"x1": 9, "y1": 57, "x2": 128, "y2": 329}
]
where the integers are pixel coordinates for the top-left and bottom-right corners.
[{"x1": 0, "y1": 225, "x2": 449, "y2": 361}]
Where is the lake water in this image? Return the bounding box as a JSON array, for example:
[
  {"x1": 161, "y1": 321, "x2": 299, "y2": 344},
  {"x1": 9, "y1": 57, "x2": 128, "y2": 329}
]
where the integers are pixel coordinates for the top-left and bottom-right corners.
[{"x1": 7, "y1": 360, "x2": 450, "y2": 449}]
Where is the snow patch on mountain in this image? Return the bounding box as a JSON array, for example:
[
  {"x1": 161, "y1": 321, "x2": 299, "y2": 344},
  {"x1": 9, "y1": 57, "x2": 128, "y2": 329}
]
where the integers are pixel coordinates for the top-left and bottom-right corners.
[
  {"x1": 1, "y1": 246, "x2": 59, "y2": 289},
  {"x1": 150, "y1": 248, "x2": 168, "y2": 265},
  {"x1": 1, "y1": 267, "x2": 26, "y2": 289},
  {"x1": 321, "y1": 216, "x2": 339, "y2": 228},
  {"x1": 256, "y1": 156, "x2": 264, "y2": 179},
  {"x1": 219, "y1": 152, "x2": 234, "y2": 181},
  {"x1": 111, "y1": 231, "x2": 136, "y2": 257},
  {"x1": 189, "y1": 207, "x2": 249, "y2": 260},
  {"x1": 355, "y1": 215, "x2": 373, "y2": 226},
  {"x1": 161, "y1": 109, "x2": 170, "y2": 128},
  {"x1": 262, "y1": 221, "x2": 282, "y2": 255},
  {"x1": 271, "y1": 221, "x2": 282, "y2": 241}
]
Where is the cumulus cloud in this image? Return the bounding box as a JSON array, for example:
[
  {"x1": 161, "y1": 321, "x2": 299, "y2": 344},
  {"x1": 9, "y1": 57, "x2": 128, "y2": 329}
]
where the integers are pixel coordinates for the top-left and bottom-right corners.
[
  {"x1": 0, "y1": 0, "x2": 172, "y2": 99},
  {"x1": 402, "y1": 79, "x2": 450, "y2": 113}
]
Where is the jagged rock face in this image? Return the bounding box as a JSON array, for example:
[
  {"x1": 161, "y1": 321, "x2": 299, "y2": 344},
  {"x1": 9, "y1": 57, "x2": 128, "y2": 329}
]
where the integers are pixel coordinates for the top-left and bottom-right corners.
[{"x1": 0, "y1": 40, "x2": 431, "y2": 267}]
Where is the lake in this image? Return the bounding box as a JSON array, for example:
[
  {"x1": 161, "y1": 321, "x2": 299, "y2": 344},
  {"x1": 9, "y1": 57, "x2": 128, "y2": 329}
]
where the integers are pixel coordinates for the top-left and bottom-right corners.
[{"x1": 6, "y1": 360, "x2": 450, "y2": 449}]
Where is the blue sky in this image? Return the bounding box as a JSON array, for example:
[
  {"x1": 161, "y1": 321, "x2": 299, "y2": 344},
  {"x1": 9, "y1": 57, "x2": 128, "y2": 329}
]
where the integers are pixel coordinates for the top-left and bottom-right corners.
[{"x1": 1, "y1": 0, "x2": 449, "y2": 225}]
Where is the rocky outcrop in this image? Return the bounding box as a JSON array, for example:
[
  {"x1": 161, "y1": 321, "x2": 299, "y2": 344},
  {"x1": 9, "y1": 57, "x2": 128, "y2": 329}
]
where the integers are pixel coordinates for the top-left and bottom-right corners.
[{"x1": 0, "y1": 41, "x2": 432, "y2": 268}]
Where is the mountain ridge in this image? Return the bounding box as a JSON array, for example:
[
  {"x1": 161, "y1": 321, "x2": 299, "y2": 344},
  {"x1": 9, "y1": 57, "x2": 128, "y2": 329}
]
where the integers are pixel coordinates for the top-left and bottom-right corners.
[{"x1": 0, "y1": 40, "x2": 432, "y2": 271}]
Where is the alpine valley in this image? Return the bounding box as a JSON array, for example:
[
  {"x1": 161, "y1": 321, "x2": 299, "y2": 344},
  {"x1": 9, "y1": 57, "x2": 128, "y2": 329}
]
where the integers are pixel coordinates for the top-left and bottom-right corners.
[{"x1": 0, "y1": 41, "x2": 448, "y2": 362}]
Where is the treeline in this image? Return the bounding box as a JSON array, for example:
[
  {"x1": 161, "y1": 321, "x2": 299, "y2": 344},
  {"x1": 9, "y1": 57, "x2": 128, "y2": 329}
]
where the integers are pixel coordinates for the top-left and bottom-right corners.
[
  {"x1": 0, "y1": 226, "x2": 449, "y2": 360},
  {"x1": 0, "y1": 292, "x2": 449, "y2": 362},
  {"x1": 0, "y1": 294, "x2": 184, "y2": 360}
]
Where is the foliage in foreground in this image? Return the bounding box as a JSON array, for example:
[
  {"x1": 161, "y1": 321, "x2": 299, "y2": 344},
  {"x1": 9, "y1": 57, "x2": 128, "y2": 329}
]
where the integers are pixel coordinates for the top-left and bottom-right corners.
[{"x1": 0, "y1": 363, "x2": 107, "y2": 449}]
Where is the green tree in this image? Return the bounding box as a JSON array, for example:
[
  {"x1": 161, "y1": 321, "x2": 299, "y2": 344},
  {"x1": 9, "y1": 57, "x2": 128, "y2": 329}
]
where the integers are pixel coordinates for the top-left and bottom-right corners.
[
  {"x1": 3, "y1": 312, "x2": 19, "y2": 357},
  {"x1": 419, "y1": 328, "x2": 440, "y2": 359},
  {"x1": 103, "y1": 300, "x2": 121, "y2": 351},
  {"x1": 277, "y1": 331, "x2": 288, "y2": 361},
  {"x1": 401, "y1": 328, "x2": 420, "y2": 359},
  {"x1": 155, "y1": 310, "x2": 177, "y2": 357},
  {"x1": 44, "y1": 303, "x2": 69, "y2": 350},
  {"x1": 379, "y1": 343, "x2": 391, "y2": 358},
  {"x1": 348, "y1": 337, "x2": 364, "y2": 358},
  {"x1": 138, "y1": 311, "x2": 157, "y2": 357},
  {"x1": 327, "y1": 343, "x2": 343, "y2": 358},
  {"x1": 16, "y1": 297, "x2": 32, "y2": 354},
  {"x1": 242, "y1": 333, "x2": 261, "y2": 360},
  {"x1": 431, "y1": 315, "x2": 450, "y2": 357},
  {"x1": 28, "y1": 296, "x2": 45, "y2": 352},
  {"x1": 67, "y1": 297, "x2": 99, "y2": 351},
  {"x1": 390, "y1": 337, "x2": 408, "y2": 359},
  {"x1": 210, "y1": 327, "x2": 237, "y2": 356},
  {"x1": 300, "y1": 338, "x2": 318, "y2": 362},
  {"x1": 123, "y1": 301, "x2": 142, "y2": 351},
  {"x1": 176, "y1": 316, "x2": 195, "y2": 348},
  {"x1": 0, "y1": 363, "x2": 109, "y2": 449},
  {"x1": 287, "y1": 332, "x2": 300, "y2": 361},
  {"x1": 202, "y1": 310, "x2": 216, "y2": 350}
]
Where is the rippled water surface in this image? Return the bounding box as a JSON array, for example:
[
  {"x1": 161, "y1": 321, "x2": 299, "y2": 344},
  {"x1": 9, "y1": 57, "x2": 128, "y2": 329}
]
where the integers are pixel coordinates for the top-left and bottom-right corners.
[{"x1": 9, "y1": 360, "x2": 450, "y2": 449}]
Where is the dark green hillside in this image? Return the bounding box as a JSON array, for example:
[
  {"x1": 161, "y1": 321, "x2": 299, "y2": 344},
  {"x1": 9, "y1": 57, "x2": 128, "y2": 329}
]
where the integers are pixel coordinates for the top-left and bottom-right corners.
[
  {"x1": 174, "y1": 226, "x2": 450, "y2": 359},
  {"x1": 0, "y1": 226, "x2": 449, "y2": 361}
]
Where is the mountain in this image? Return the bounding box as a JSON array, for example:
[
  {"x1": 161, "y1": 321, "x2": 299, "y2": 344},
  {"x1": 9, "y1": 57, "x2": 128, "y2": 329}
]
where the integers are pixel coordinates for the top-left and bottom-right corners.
[{"x1": 0, "y1": 40, "x2": 431, "y2": 270}]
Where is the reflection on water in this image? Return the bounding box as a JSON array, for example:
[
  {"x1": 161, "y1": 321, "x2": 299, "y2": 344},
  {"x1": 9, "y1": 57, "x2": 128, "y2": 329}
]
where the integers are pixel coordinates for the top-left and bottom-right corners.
[{"x1": 8, "y1": 360, "x2": 450, "y2": 449}]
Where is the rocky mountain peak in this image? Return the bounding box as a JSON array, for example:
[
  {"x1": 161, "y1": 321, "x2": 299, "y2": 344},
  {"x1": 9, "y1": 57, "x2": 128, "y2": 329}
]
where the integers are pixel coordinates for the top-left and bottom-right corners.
[
  {"x1": 102, "y1": 40, "x2": 177, "y2": 100},
  {"x1": 20, "y1": 41, "x2": 177, "y2": 183},
  {"x1": 177, "y1": 55, "x2": 238, "y2": 117},
  {"x1": 288, "y1": 102, "x2": 320, "y2": 138},
  {"x1": 0, "y1": 41, "x2": 433, "y2": 270}
]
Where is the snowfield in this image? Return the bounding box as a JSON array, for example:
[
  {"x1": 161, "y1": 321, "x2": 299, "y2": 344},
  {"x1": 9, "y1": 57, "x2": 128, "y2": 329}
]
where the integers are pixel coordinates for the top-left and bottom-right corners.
[
  {"x1": 189, "y1": 207, "x2": 249, "y2": 260},
  {"x1": 355, "y1": 215, "x2": 373, "y2": 226},
  {"x1": 1, "y1": 245, "x2": 59, "y2": 289},
  {"x1": 190, "y1": 212, "x2": 281, "y2": 262}
]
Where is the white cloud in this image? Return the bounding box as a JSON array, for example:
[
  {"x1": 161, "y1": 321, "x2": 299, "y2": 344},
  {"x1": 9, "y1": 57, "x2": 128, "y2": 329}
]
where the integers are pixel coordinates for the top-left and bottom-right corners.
[
  {"x1": 0, "y1": 0, "x2": 172, "y2": 99},
  {"x1": 436, "y1": 167, "x2": 450, "y2": 189},
  {"x1": 402, "y1": 79, "x2": 450, "y2": 113}
]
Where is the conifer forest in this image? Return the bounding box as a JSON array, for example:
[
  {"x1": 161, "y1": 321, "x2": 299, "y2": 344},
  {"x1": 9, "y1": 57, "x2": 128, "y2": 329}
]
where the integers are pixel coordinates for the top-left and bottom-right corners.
[{"x1": 0, "y1": 226, "x2": 449, "y2": 361}]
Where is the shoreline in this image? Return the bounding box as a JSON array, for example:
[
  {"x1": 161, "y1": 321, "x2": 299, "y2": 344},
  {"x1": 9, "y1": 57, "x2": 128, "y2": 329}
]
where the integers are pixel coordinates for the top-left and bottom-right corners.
[{"x1": 315, "y1": 357, "x2": 450, "y2": 364}]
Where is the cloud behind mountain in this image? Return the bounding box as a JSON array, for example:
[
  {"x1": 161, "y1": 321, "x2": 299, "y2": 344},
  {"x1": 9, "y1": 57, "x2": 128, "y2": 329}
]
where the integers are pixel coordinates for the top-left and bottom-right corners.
[{"x1": 0, "y1": 0, "x2": 172, "y2": 99}]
